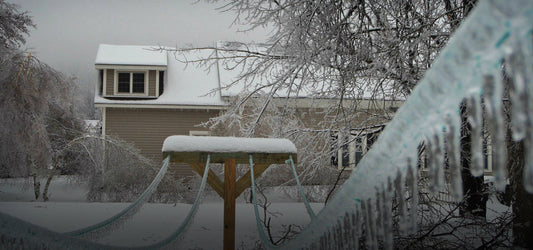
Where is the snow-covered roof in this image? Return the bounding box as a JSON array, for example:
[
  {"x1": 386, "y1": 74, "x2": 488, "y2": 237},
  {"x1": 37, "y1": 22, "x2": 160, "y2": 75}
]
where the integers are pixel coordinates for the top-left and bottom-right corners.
[
  {"x1": 162, "y1": 135, "x2": 297, "y2": 154},
  {"x1": 94, "y1": 44, "x2": 225, "y2": 107},
  {"x1": 93, "y1": 43, "x2": 405, "y2": 108},
  {"x1": 95, "y1": 44, "x2": 167, "y2": 66}
]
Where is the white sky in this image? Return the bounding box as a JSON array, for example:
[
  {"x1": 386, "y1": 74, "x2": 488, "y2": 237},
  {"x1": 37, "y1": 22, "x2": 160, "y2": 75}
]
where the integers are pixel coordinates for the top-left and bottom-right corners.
[{"x1": 7, "y1": 0, "x2": 269, "y2": 89}]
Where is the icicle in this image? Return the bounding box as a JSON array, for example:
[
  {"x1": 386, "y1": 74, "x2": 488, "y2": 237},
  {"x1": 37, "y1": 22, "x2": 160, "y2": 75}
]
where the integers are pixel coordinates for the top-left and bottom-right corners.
[
  {"x1": 428, "y1": 132, "x2": 445, "y2": 193},
  {"x1": 362, "y1": 199, "x2": 377, "y2": 250},
  {"x1": 343, "y1": 212, "x2": 352, "y2": 249},
  {"x1": 336, "y1": 220, "x2": 343, "y2": 250},
  {"x1": 505, "y1": 48, "x2": 529, "y2": 141},
  {"x1": 406, "y1": 159, "x2": 418, "y2": 233},
  {"x1": 394, "y1": 169, "x2": 408, "y2": 233},
  {"x1": 483, "y1": 74, "x2": 508, "y2": 191},
  {"x1": 445, "y1": 114, "x2": 464, "y2": 201},
  {"x1": 351, "y1": 208, "x2": 361, "y2": 250},
  {"x1": 374, "y1": 187, "x2": 383, "y2": 242},
  {"x1": 320, "y1": 234, "x2": 326, "y2": 250},
  {"x1": 466, "y1": 95, "x2": 485, "y2": 177},
  {"x1": 327, "y1": 230, "x2": 333, "y2": 250},
  {"x1": 382, "y1": 178, "x2": 394, "y2": 250}
]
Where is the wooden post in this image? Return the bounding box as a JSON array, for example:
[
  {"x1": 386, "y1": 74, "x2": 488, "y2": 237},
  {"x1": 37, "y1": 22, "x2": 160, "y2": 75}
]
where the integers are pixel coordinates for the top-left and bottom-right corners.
[{"x1": 223, "y1": 158, "x2": 236, "y2": 250}]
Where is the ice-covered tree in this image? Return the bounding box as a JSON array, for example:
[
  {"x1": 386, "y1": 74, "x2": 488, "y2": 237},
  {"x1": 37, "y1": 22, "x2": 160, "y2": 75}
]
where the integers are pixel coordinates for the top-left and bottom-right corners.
[
  {"x1": 0, "y1": 1, "x2": 87, "y2": 200},
  {"x1": 187, "y1": 0, "x2": 478, "y2": 186},
  {"x1": 0, "y1": 0, "x2": 34, "y2": 48}
]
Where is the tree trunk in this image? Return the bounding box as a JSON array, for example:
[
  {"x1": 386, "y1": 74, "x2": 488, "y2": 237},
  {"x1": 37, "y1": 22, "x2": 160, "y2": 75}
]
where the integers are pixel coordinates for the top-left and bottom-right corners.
[
  {"x1": 32, "y1": 174, "x2": 40, "y2": 200},
  {"x1": 42, "y1": 171, "x2": 54, "y2": 202}
]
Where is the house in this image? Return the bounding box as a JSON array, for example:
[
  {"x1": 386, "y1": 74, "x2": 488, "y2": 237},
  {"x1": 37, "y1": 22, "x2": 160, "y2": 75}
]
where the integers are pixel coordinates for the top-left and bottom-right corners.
[
  {"x1": 93, "y1": 43, "x2": 405, "y2": 177},
  {"x1": 94, "y1": 44, "x2": 227, "y2": 175}
]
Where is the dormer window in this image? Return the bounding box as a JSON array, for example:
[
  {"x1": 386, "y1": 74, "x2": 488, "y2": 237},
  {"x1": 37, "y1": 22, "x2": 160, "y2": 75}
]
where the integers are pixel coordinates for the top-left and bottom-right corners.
[{"x1": 115, "y1": 71, "x2": 148, "y2": 95}]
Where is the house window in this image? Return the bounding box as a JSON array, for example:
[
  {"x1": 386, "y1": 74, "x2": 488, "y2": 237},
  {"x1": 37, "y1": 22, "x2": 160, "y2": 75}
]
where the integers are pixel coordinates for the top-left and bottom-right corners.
[
  {"x1": 331, "y1": 131, "x2": 376, "y2": 170},
  {"x1": 116, "y1": 71, "x2": 147, "y2": 95},
  {"x1": 159, "y1": 71, "x2": 165, "y2": 95}
]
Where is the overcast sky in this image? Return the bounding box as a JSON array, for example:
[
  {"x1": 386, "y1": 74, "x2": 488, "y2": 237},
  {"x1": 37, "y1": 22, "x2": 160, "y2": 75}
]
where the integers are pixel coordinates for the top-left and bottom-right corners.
[{"x1": 8, "y1": 0, "x2": 269, "y2": 89}]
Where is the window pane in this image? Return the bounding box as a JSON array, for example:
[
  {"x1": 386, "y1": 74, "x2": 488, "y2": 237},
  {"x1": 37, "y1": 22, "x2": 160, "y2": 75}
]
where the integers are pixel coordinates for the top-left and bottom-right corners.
[
  {"x1": 118, "y1": 73, "x2": 130, "y2": 93},
  {"x1": 355, "y1": 151, "x2": 363, "y2": 165},
  {"x1": 132, "y1": 73, "x2": 145, "y2": 93}
]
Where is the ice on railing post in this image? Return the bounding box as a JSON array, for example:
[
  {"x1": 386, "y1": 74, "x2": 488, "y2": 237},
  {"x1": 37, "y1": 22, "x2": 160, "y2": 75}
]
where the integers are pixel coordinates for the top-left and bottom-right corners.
[
  {"x1": 445, "y1": 114, "x2": 464, "y2": 201},
  {"x1": 483, "y1": 74, "x2": 508, "y2": 191},
  {"x1": 466, "y1": 95, "x2": 485, "y2": 177},
  {"x1": 394, "y1": 169, "x2": 407, "y2": 232}
]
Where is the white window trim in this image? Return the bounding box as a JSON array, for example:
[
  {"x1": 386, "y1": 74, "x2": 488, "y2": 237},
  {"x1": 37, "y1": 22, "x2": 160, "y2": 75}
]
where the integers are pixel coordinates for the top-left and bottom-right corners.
[
  {"x1": 337, "y1": 132, "x2": 367, "y2": 170},
  {"x1": 114, "y1": 70, "x2": 149, "y2": 96},
  {"x1": 155, "y1": 70, "x2": 160, "y2": 97},
  {"x1": 103, "y1": 69, "x2": 107, "y2": 96},
  {"x1": 189, "y1": 130, "x2": 210, "y2": 136}
]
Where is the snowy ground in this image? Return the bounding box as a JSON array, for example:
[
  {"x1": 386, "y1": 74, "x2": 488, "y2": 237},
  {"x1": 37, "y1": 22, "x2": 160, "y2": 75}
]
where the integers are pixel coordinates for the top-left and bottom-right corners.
[{"x1": 0, "y1": 177, "x2": 323, "y2": 249}]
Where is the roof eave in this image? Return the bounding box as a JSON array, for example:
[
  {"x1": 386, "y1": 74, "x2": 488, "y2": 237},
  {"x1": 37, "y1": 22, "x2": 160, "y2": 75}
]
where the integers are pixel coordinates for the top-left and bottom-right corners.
[
  {"x1": 94, "y1": 102, "x2": 228, "y2": 110},
  {"x1": 95, "y1": 64, "x2": 167, "y2": 70}
]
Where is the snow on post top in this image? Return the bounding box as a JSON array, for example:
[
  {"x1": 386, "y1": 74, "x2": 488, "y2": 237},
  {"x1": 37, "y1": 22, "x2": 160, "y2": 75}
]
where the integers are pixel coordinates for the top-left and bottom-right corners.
[
  {"x1": 95, "y1": 44, "x2": 167, "y2": 66},
  {"x1": 162, "y1": 135, "x2": 297, "y2": 154}
]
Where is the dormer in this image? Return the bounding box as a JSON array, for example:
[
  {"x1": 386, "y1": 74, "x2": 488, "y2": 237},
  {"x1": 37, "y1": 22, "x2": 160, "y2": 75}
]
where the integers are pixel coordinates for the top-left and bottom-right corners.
[{"x1": 95, "y1": 44, "x2": 167, "y2": 99}]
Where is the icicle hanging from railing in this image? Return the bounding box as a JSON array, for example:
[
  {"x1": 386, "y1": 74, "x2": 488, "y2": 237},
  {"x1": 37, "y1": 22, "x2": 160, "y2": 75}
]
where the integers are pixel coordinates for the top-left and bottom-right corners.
[
  {"x1": 428, "y1": 131, "x2": 445, "y2": 194},
  {"x1": 483, "y1": 74, "x2": 508, "y2": 191},
  {"x1": 445, "y1": 113, "x2": 464, "y2": 201},
  {"x1": 394, "y1": 169, "x2": 408, "y2": 233},
  {"x1": 406, "y1": 160, "x2": 418, "y2": 234},
  {"x1": 466, "y1": 95, "x2": 485, "y2": 177},
  {"x1": 382, "y1": 179, "x2": 394, "y2": 250}
]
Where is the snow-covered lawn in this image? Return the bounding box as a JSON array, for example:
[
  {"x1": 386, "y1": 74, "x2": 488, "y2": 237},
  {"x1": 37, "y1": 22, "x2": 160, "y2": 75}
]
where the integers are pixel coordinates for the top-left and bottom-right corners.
[{"x1": 0, "y1": 177, "x2": 323, "y2": 249}]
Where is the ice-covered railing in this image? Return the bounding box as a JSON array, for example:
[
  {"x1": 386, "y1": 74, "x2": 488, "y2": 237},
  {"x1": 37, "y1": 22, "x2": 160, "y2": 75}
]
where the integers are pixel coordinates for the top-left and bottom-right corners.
[{"x1": 273, "y1": 0, "x2": 533, "y2": 249}]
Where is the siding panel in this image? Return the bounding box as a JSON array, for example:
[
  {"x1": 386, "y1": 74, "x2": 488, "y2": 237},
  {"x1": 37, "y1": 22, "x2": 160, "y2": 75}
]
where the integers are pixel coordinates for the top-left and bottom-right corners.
[
  {"x1": 105, "y1": 69, "x2": 114, "y2": 96},
  {"x1": 105, "y1": 108, "x2": 219, "y2": 175}
]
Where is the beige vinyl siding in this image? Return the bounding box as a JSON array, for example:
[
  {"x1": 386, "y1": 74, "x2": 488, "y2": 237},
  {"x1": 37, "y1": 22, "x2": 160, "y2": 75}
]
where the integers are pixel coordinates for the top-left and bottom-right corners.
[
  {"x1": 105, "y1": 108, "x2": 220, "y2": 175},
  {"x1": 105, "y1": 69, "x2": 114, "y2": 96},
  {"x1": 149, "y1": 70, "x2": 156, "y2": 96}
]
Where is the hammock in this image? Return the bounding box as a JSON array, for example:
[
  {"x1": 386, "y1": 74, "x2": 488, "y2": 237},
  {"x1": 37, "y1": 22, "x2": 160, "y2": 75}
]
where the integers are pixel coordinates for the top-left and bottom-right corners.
[
  {"x1": 65, "y1": 156, "x2": 171, "y2": 239},
  {"x1": 0, "y1": 155, "x2": 213, "y2": 249}
]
